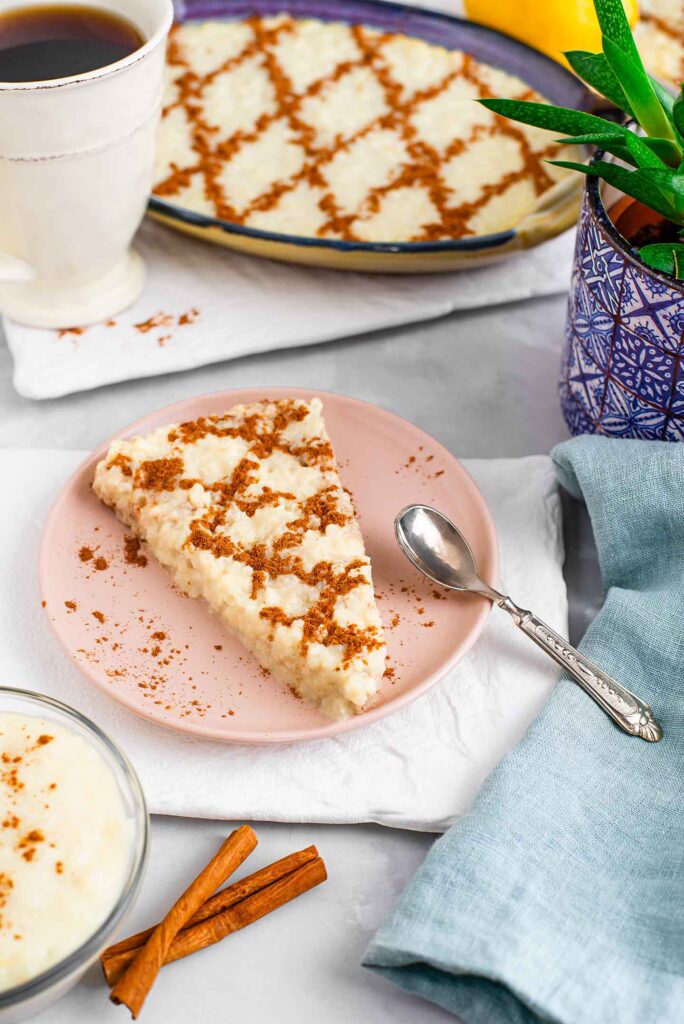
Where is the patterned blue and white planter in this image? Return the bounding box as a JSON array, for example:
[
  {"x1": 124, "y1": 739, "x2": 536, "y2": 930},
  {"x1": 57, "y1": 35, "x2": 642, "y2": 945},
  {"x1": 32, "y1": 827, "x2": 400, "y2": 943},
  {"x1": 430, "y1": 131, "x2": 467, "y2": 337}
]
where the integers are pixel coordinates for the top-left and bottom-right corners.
[{"x1": 560, "y1": 175, "x2": 684, "y2": 441}]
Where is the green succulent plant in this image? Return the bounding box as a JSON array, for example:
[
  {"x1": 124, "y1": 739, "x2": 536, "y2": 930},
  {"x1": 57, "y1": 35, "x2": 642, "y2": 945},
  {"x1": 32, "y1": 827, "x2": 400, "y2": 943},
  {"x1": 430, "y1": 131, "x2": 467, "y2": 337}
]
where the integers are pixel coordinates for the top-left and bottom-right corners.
[{"x1": 480, "y1": 0, "x2": 684, "y2": 279}]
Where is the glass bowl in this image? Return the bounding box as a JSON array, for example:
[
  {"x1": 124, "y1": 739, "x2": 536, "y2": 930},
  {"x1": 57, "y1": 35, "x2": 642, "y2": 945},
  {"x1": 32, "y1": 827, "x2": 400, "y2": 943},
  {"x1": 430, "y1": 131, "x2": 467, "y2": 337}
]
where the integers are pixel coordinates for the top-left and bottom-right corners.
[{"x1": 0, "y1": 687, "x2": 148, "y2": 1023}]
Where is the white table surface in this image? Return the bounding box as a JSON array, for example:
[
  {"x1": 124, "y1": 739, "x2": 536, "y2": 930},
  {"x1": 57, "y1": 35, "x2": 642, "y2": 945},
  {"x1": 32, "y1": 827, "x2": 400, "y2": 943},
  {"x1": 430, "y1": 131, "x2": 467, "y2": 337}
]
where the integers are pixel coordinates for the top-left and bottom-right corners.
[{"x1": 0, "y1": 284, "x2": 600, "y2": 1024}]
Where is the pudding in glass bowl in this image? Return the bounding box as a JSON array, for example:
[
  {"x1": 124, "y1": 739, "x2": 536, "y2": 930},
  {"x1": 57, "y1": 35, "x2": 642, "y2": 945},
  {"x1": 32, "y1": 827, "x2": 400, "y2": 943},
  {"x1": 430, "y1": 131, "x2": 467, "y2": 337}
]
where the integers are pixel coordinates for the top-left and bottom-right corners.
[{"x1": 0, "y1": 688, "x2": 147, "y2": 1023}]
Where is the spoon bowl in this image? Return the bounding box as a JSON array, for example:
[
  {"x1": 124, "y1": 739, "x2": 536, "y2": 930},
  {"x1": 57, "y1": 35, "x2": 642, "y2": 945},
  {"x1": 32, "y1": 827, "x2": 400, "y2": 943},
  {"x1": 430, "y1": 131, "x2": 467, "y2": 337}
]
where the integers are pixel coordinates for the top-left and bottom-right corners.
[{"x1": 395, "y1": 505, "x2": 499, "y2": 600}]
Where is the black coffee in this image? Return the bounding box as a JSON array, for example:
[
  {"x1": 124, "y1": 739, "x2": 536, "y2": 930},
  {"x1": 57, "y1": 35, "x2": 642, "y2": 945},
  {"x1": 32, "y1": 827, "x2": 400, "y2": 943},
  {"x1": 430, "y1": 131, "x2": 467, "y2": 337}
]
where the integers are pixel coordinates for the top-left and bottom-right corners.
[{"x1": 0, "y1": 3, "x2": 144, "y2": 82}]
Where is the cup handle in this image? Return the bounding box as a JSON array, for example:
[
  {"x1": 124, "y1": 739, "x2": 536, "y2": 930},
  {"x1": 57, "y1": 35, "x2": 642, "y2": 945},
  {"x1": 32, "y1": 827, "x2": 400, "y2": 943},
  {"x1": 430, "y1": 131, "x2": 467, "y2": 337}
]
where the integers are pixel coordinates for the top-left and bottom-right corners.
[{"x1": 0, "y1": 252, "x2": 35, "y2": 283}]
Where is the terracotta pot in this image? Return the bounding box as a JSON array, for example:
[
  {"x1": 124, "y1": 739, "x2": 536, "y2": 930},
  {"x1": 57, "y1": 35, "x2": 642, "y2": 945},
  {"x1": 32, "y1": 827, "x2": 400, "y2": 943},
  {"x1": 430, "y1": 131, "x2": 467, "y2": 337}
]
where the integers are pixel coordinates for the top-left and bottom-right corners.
[{"x1": 609, "y1": 195, "x2": 677, "y2": 247}]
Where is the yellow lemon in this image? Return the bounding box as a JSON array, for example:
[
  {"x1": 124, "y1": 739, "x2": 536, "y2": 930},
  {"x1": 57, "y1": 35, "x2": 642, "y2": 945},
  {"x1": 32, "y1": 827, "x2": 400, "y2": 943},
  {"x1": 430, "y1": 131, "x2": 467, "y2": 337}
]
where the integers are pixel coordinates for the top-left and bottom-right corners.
[{"x1": 464, "y1": 0, "x2": 639, "y2": 67}]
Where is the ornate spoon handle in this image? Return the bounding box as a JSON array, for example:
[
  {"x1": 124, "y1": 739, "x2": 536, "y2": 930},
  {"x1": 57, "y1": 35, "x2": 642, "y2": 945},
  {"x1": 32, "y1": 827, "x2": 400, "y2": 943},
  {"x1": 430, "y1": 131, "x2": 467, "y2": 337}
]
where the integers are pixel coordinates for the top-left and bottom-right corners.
[{"x1": 497, "y1": 596, "x2": 663, "y2": 742}]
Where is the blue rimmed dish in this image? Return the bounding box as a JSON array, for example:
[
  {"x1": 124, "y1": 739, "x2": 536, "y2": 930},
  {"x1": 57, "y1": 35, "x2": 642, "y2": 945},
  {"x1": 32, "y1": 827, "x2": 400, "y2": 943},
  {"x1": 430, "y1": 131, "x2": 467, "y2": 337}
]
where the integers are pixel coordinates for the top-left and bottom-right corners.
[{"x1": 148, "y1": 0, "x2": 591, "y2": 273}]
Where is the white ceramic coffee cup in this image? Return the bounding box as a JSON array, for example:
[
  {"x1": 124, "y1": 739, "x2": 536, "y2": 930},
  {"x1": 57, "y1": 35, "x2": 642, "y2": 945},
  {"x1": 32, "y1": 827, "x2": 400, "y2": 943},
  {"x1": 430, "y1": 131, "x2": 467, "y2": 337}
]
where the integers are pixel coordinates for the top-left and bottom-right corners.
[{"x1": 0, "y1": 0, "x2": 173, "y2": 328}]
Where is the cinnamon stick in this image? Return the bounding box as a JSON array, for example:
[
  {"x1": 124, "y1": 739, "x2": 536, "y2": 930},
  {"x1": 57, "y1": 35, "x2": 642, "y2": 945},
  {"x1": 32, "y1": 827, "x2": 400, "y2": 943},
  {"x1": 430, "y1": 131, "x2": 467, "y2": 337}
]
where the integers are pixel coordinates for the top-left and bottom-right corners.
[
  {"x1": 101, "y1": 845, "x2": 318, "y2": 982},
  {"x1": 110, "y1": 825, "x2": 257, "y2": 1018},
  {"x1": 103, "y1": 857, "x2": 327, "y2": 988}
]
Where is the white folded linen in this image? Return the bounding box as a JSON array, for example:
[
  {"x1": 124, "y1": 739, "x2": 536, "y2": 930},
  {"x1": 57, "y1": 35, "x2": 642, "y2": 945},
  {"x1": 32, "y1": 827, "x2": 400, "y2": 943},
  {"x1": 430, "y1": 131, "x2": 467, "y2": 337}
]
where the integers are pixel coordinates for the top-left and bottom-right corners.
[
  {"x1": 2, "y1": 448, "x2": 566, "y2": 832},
  {"x1": 4, "y1": 221, "x2": 574, "y2": 400}
]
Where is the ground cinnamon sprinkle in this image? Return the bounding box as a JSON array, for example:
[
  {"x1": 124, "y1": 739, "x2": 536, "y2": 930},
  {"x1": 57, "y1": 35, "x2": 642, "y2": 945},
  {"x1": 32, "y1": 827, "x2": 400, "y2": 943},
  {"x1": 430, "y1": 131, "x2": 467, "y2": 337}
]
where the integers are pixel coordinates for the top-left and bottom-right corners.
[
  {"x1": 1, "y1": 766, "x2": 23, "y2": 794},
  {"x1": 133, "y1": 308, "x2": 200, "y2": 343},
  {"x1": 107, "y1": 453, "x2": 132, "y2": 477},
  {"x1": 135, "y1": 457, "x2": 185, "y2": 491},
  {"x1": 134, "y1": 312, "x2": 174, "y2": 334},
  {"x1": 18, "y1": 829, "x2": 45, "y2": 862},
  {"x1": 93, "y1": 556, "x2": 108, "y2": 571},
  {"x1": 19, "y1": 829, "x2": 44, "y2": 845},
  {"x1": 57, "y1": 325, "x2": 86, "y2": 339},
  {"x1": 64, "y1": 601, "x2": 77, "y2": 612},
  {"x1": 124, "y1": 535, "x2": 148, "y2": 568},
  {"x1": 78, "y1": 546, "x2": 94, "y2": 562},
  {"x1": 178, "y1": 307, "x2": 200, "y2": 326},
  {"x1": 0, "y1": 873, "x2": 14, "y2": 927},
  {"x1": 258, "y1": 558, "x2": 382, "y2": 665},
  {"x1": 92, "y1": 611, "x2": 106, "y2": 624}
]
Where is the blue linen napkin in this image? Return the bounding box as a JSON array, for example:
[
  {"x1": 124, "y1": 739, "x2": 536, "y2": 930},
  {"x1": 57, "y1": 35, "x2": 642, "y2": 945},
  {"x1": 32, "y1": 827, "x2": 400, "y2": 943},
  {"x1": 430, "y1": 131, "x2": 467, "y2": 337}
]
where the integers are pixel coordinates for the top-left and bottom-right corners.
[{"x1": 363, "y1": 435, "x2": 684, "y2": 1024}]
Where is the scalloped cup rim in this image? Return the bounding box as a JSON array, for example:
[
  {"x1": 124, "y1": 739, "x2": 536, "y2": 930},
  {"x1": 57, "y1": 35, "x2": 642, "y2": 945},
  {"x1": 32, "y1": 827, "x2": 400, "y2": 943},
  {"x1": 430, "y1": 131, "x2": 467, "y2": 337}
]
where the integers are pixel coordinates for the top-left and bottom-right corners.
[{"x1": 0, "y1": 1, "x2": 173, "y2": 91}]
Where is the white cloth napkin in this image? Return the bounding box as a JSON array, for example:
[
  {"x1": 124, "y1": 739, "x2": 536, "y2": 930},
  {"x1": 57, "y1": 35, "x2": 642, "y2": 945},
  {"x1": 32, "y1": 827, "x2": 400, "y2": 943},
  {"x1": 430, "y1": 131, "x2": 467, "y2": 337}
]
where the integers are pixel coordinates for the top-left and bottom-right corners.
[
  {"x1": 3, "y1": 448, "x2": 566, "y2": 832},
  {"x1": 4, "y1": 221, "x2": 575, "y2": 400}
]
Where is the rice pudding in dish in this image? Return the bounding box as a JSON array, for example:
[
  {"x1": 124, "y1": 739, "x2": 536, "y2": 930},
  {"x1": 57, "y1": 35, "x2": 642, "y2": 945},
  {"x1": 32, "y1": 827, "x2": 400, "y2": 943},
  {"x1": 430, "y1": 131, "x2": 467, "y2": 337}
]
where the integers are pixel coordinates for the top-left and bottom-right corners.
[
  {"x1": 0, "y1": 689, "x2": 147, "y2": 1019},
  {"x1": 153, "y1": 13, "x2": 577, "y2": 243},
  {"x1": 93, "y1": 398, "x2": 387, "y2": 720},
  {"x1": 636, "y1": 0, "x2": 684, "y2": 90}
]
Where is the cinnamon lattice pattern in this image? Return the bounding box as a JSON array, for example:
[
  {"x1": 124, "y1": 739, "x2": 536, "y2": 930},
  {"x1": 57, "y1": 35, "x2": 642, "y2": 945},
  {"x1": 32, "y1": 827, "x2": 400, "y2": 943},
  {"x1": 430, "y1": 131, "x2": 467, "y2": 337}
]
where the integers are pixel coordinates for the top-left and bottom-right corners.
[{"x1": 153, "y1": 14, "x2": 573, "y2": 243}]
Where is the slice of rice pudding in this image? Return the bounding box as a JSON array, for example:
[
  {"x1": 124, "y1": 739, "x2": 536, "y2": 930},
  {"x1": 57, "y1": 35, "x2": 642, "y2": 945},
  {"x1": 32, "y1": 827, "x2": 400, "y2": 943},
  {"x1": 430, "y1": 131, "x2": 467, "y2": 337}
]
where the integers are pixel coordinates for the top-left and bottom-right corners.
[{"x1": 93, "y1": 398, "x2": 387, "y2": 719}]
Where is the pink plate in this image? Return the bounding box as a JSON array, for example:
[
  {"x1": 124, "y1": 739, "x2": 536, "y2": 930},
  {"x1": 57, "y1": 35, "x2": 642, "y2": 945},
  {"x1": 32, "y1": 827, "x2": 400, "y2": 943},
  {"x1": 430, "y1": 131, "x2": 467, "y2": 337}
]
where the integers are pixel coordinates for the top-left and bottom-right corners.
[{"x1": 39, "y1": 388, "x2": 498, "y2": 744}]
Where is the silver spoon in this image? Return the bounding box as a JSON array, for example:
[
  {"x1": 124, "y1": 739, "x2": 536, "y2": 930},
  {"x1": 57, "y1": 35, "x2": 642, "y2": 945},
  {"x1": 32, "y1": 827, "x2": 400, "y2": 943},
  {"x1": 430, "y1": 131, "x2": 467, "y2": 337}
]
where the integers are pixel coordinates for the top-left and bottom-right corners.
[{"x1": 395, "y1": 504, "x2": 663, "y2": 743}]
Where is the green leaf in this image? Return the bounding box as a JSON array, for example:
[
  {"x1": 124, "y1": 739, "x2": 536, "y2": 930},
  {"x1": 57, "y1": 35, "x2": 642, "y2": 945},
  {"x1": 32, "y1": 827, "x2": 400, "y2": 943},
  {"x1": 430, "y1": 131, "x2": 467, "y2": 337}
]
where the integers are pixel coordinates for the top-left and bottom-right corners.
[
  {"x1": 668, "y1": 86, "x2": 684, "y2": 162},
  {"x1": 603, "y1": 36, "x2": 676, "y2": 142},
  {"x1": 555, "y1": 133, "x2": 625, "y2": 145},
  {"x1": 623, "y1": 132, "x2": 667, "y2": 168},
  {"x1": 648, "y1": 167, "x2": 684, "y2": 187},
  {"x1": 479, "y1": 98, "x2": 623, "y2": 137},
  {"x1": 650, "y1": 76, "x2": 675, "y2": 114},
  {"x1": 556, "y1": 133, "x2": 679, "y2": 166},
  {"x1": 564, "y1": 50, "x2": 633, "y2": 116},
  {"x1": 555, "y1": 133, "x2": 639, "y2": 167},
  {"x1": 548, "y1": 158, "x2": 681, "y2": 221},
  {"x1": 634, "y1": 166, "x2": 684, "y2": 214},
  {"x1": 635, "y1": 166, "x2": 684, "y2": 195},
  {"x1": 594, "y1": 0, "x2": 641, "y2": 62},
  {"x1": 554, "y1": 133, "x2": 670, "y2": 170},
  {"x1": 647, "y1": 77, "x2": 684, "y2": 154},
  {"x1": 480, "y1": 98, "x2": 681, "y2": 165},
  {"x1": 673, "y1": 86, "x2": 684, "y2": 140},
  {"x1": 642, "y1": 136, "x2": 684, "y2": 164},
  {"x1": 639, "y1": 242, "x2": 684, "y2": 278}
]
